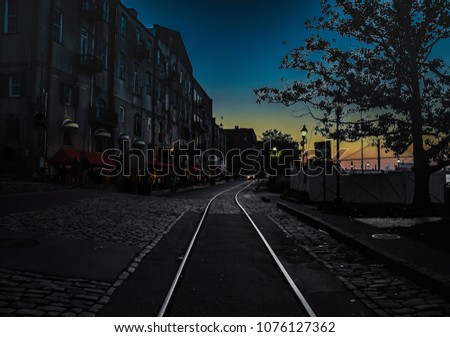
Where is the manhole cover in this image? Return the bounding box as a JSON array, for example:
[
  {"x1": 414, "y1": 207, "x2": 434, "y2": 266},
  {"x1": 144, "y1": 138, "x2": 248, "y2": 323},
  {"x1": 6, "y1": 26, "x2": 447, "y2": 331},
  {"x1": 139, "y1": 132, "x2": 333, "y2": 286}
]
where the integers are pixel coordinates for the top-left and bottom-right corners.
[
  {"x1": 0, "y1": 239, "x2": 40, "y2": 249},
  {"x1": 371, "y1": 234, "x2": 401, "y2": 240}
]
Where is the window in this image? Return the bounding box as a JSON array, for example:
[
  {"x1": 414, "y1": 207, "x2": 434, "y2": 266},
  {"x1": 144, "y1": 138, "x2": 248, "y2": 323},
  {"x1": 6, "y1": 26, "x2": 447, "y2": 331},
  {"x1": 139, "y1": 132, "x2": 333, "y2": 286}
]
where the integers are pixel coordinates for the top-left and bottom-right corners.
[
  {"x1": 97, "y1": 99, "x2": 106, "y2": 119},
  {"x1": 134, "y1": 114, "x2": 141, "y2": 136},
  {"x1": 3, "y1": 0, "x2": 18, "y2": 33},
  {"x1": 146, "y1": 72, "x2": 152, "y2": 95},
  {"x1": 146, "y1": 39, "x2": 152, "y2": 54},
  {"x1": 52, "y1": 9, "x2": 63, "y2": 43},
  {"x1": 102, "y1": 42, "x2": 108, "y2": 70},
  {"x1": 135, "y1": 27, "x2": 141, "y2": 45},
  {"x1": 180, "y1": 70, "x2": 183, "y2": 84},
  {"x1": 80, "y1": 29, "x2": 89, "y2": 55},
  {"x1": 119, "y1": 106, "x2": 125, "y2": 123},
  {"x1": 156, "y1": 81, "x2": 161, "y2": 100},
  {"x1": 147, "y1": 117, "x2": 151, "y2": 131},
  {"x1": 120, "y1": 14, "x2": 127, "y2": 35},
  {"x1": 102, "y1": 0, "x2": 109, "y2": 22},
  {"x1": 8, "y1": 73, "x2": 20, "y2": 97},
  {"x1": 157, "y1": 50, "x2": 160, "y2": 65},
  {"x1": 133, "y1": 63, "x2": 140, "y2": 94},
  {"x1": 64, "y1": 86, "x2": 72, "y2": 106},
  {"x1": 119, "y1": 53, "x2": 126, "y2": 80}
]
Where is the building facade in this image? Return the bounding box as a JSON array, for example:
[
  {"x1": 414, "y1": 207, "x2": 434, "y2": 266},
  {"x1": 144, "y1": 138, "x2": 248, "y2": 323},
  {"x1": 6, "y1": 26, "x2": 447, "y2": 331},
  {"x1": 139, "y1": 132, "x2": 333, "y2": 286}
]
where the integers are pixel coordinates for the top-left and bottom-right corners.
[{"x1": 0, "y1": 0, "x2": 222, "y2": 180}]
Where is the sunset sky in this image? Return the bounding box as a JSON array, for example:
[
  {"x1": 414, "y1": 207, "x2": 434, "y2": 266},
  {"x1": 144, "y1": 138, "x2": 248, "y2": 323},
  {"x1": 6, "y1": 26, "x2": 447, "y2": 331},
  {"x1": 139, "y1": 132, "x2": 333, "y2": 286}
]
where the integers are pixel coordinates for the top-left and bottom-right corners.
[{"x1": 121, "y1": 0, "x2": 449, "y2": 170}]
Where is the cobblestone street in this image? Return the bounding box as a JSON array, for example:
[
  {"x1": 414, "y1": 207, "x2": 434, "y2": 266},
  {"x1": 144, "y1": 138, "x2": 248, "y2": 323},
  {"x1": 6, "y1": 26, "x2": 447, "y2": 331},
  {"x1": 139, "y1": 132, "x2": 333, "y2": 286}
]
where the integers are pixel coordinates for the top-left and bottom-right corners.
[
  {"x1": 0, "y1": 184, "x2": 208, "y2": 316},
  {"x1": 0, "y1": 182, "x2": 449, "y2": 316},
  {"x1": 240, "y1": 190, "x2": 450, "y2": 317}
]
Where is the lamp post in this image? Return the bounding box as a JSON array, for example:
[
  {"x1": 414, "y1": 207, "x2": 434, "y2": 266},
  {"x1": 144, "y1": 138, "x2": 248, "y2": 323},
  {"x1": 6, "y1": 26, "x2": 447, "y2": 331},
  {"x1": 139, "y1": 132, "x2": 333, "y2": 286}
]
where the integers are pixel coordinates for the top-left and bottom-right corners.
[
  {"x1": 335, "y1": 103, "x2": 343, "y2": 208},
  {"x1": 300, "y1": 124, "x2": 308, "y2": 168}
]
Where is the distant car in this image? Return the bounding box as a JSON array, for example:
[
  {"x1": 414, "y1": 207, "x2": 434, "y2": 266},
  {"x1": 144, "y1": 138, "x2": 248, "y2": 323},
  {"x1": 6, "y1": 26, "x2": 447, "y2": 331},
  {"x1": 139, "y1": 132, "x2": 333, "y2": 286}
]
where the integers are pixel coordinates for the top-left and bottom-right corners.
[{"x1": 246, "y1": 174, "x2": 255, "y2": 180}]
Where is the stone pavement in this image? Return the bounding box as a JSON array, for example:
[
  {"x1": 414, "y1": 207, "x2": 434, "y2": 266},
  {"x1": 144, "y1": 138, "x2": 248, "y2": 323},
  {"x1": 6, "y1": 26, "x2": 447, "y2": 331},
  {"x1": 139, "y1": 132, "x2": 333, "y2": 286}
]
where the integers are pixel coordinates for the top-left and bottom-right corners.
[
  {"x1": 0, "y1": 185, "x2": 209, "y2": 316},
  {"x1": 239, "y1": 189, "x2": 450, "y2": 317}
]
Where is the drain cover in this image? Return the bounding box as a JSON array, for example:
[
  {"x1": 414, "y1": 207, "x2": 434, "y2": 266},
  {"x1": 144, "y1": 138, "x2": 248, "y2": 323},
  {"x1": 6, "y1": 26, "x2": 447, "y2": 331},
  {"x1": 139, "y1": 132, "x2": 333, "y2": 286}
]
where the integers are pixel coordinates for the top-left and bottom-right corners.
[
  {"x1": 0, "y1": 239, "x2": 40, "y2": 249},
  {"x1": 371, "y1": 233, "x2": 401, "y2": 240}
]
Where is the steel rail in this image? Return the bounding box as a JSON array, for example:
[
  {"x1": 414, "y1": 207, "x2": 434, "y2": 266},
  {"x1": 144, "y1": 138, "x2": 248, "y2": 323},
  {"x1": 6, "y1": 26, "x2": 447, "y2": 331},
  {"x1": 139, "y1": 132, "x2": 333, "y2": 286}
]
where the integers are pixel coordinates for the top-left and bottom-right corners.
[
  {"x1": 235, "y1": 182, "x2": 317, "y2": 317},
  {"x1": 157, "y1": 180, "x2": 250, "y2": 317}
]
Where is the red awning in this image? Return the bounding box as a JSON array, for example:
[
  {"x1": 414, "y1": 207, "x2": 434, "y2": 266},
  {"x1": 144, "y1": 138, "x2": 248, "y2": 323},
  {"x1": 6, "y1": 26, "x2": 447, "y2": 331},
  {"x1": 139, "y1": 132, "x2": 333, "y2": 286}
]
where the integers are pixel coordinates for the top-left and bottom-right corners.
[
  {"x1": 49, "y1": 149, "x2": 113, "y2": 166},
  {"x1": 48, "y1": 148, "x2": 81, "y2": 166},
  {"x1": 82, "y1": 152, "x2": 114, "y2": 166}
]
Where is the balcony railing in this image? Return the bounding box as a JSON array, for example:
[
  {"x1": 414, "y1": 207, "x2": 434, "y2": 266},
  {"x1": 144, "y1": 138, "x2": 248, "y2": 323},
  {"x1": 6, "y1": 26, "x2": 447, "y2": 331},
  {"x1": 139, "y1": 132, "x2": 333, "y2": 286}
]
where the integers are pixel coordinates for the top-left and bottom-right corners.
[
  {"x1": 79, "y1": 54, "x2": 103, "y2": 74},
  {"x1": 81, "y1": 0, "x2": 102, "y2": 21}
]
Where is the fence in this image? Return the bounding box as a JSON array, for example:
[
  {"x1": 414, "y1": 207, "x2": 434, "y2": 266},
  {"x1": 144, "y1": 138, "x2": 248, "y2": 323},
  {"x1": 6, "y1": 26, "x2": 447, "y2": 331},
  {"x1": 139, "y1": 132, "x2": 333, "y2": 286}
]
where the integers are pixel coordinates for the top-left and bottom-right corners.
[{"x1": 290, "y1": 169, "x2": 446, "y2": 204}]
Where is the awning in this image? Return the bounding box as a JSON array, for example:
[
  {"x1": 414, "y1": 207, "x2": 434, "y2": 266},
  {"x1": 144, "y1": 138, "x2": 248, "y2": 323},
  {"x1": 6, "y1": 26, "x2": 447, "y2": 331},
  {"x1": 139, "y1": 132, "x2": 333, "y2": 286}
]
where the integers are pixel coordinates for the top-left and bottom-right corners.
[
  {"x1": 48, "y1": 148, "x2": 81, "y2": 165},
  {"x1": 118, "y1": 132, "x2": 130, "y2": 141},
  {"x1": 62, "y1": 119, "x2": 79, "y2": 129},
  {"x1": 48, "y1": 148, "x2": 113, "y2": 166},
  {"x1": 95, "y1": 129, "x2": 111, "y2": 138},
  {"x1": 82, "y1": 152, "x2": 114, "y2": 166}
]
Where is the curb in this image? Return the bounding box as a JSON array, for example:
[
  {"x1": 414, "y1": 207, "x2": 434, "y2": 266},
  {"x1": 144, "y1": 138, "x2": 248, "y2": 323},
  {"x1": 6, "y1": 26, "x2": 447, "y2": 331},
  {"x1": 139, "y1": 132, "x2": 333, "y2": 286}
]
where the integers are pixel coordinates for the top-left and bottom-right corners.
[{"x1": 277, "y1": 201, "x2": 450, "y2": 302}]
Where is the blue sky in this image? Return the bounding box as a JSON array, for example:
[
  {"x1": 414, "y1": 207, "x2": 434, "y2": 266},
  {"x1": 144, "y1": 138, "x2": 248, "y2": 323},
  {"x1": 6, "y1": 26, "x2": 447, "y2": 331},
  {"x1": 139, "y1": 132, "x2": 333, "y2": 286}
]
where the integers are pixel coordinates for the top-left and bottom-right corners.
[
  {"x1": 121, "y1": 1, "x2": 450, "y2": 169},
  {"x1": 122, "y1": 0, "x2": 321, "y2": 141}
]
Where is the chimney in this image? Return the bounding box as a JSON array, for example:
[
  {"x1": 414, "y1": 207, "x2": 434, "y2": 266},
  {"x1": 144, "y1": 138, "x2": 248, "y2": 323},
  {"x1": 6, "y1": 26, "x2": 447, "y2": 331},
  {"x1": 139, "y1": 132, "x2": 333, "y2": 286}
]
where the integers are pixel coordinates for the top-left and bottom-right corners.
[{"x1": 235, "y1": 126, "x2": 239, "y2": 130}]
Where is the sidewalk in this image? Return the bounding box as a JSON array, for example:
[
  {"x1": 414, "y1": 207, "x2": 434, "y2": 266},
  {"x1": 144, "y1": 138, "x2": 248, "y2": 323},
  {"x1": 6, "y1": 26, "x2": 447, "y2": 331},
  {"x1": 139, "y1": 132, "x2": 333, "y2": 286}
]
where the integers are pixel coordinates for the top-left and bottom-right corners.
[{"x1": 276, "y1": 197, "x2": 450, "y2": 301}]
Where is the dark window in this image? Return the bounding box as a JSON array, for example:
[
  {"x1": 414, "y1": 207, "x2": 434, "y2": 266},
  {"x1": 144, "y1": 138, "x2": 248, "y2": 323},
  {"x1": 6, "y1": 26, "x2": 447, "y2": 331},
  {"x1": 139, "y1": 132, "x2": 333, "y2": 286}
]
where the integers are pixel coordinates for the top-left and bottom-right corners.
[
  {"x1": 134, "y1": 114, "x2": 141, "y2": 136},
  {"x1": 119, "y1": 53, "x2": 126, "y2": 80},
  {"x1": 8, "y1": 73, "x2": 20, "y2": 97},
  {"x1": 119, "y1": 106, "x2": 125, "y2": 123},
  {"x1": 102, "y1": 0, "x2": 109, "y2": 23},
  {"x1": 146, "y1": 72, "x2": 152, "y2": 94},
  {"x1": 52, "y1": 9, "x2": 63, "y2": 43},
  {"x1": 120, "y1": 14, "x2": 127, "y2": 35},
  {"x1": 102, "y1": 42, "x2": 108, "y2": 70},
  {"x1": 133, "y1": 63, "x2": 140, "y2": 94},
  {"x1": 4, "y1": 0, "x2": 18, "y2": 33}
]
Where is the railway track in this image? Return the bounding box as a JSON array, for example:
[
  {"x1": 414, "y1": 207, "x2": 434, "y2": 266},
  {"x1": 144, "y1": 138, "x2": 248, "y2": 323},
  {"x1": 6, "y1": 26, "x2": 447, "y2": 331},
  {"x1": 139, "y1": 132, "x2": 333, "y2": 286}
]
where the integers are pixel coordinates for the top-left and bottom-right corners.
[{"x1": 157, "y1": 180, "x2": 316, "y2": 317}]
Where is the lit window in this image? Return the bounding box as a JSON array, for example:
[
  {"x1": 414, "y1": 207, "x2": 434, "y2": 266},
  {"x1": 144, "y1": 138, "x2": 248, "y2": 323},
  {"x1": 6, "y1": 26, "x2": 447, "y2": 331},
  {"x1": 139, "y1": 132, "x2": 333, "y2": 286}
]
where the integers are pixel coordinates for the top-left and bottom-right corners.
[
  {"x1": 9, "y1": 73, "x2": 20, "y2": 97},
  {"x1": 3, "y1": 0, "x2": 18, "y2": 33},
  {"x1": 52, "y1": 9, "x2": 63, "y2": 43}
]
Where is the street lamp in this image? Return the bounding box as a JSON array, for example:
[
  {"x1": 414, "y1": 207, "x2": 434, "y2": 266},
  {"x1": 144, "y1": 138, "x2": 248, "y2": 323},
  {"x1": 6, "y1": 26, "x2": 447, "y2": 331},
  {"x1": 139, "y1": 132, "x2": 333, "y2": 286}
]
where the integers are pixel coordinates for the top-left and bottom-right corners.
[{"x1": 300, "y1": 124, "x2": 308, "y2": 167}]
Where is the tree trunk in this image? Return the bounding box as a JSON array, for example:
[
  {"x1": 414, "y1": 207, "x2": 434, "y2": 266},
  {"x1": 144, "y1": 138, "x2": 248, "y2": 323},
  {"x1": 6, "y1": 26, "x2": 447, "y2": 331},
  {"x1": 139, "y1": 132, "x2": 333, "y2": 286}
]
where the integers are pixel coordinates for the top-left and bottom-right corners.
[{"x1": 412, "y1": 160, "x2": 431, "y2": 208}]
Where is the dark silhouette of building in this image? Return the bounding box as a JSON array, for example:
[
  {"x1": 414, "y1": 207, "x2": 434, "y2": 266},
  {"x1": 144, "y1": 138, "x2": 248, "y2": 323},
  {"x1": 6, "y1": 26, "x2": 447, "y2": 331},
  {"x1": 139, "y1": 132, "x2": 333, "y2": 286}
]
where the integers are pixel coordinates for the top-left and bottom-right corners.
[{"x1": 0, "y1": 0, "x2": 222, "y2": 179}]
